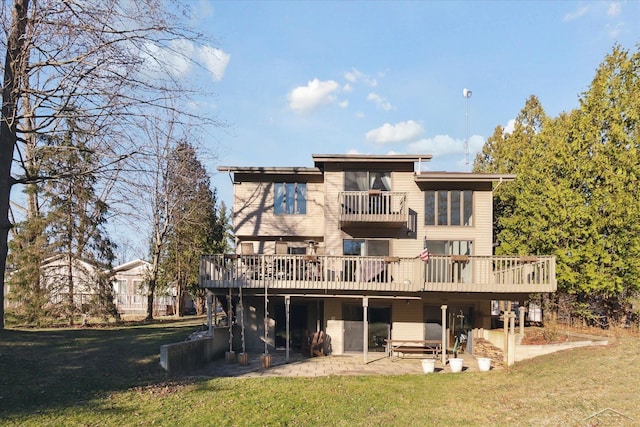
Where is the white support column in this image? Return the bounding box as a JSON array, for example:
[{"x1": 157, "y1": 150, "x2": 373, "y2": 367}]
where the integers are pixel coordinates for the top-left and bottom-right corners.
[
  {"x1": 519, "y1": 305, "x2": 526, "y2": 337},
  {"x1": 441, "y1": 305, "x2": 448, "y2": 364},
  {"x1": 285, "y1": 295, "x2": 291, "y2": 363},
  {"x1": 363, "y1": 297, "x2": 369, "y2": 364},
  {"x1": 503, "y1": 311, "x2": 509, "y2": 363},
  {"x1": 507, "y1": 311, "x2": 516, "y2": 366}
]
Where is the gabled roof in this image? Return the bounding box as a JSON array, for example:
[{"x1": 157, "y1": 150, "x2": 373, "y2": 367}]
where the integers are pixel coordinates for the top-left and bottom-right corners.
[{"x1": 112, "y1": 258, "x2": 151, "y2": 273}]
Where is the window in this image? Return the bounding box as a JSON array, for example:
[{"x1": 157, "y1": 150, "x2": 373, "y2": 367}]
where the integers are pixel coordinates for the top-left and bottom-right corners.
[
  {"x1": 115, "y1": 279, "x2": 127, "y2": 294},
  {"x1": 424, "y1": 190, "x2": 473, "y2": 226},
  {"x1": 345, "y1": 171, "x2": 391, "y2": 191},
  {"x1": 343, "y1": 239, "x2": 390, "y2": 282},
  {"x1": 343, "y1": 239, "x2": 389, "y2": 256},
  {"x1": 424, "y1": 240, "x2": 473, "y2": 283},
  {"x1": 274, "y1": 183, "x2": 306, "y2": 215},
  {"x1": 425, "y1": 240, "x2": 473, "y2": 256}
]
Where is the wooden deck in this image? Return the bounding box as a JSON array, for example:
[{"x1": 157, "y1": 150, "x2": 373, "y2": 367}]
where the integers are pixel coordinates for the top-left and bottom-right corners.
[{"x1": 199, "y1": 254, "x2": 557, "y2": 294}]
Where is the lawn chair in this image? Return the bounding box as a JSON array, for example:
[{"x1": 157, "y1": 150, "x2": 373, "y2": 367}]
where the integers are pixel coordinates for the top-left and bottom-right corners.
[{"x1": 240, "y1": 242, "x2": 259, "y2": 279}]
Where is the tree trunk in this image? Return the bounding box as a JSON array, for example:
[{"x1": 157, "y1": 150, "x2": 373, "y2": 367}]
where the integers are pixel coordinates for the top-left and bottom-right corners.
[
  {"x1": 145, "y1": 278, "x2": 156, "y2": 321},
  {"x1": 0, "y1": 0, "x2": 30, "y2": 330},
  {"x1": 67, "y1": 252, "x2": 74, "y2": 326}
]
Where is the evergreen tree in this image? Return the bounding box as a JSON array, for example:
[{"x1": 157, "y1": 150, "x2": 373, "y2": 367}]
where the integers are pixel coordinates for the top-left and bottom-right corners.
[
  {"x1": 477, "y1": 46, "x2": 640, "y2": 325},
  {"x1": 43, "y1": 122, "x2": 119, "y2": 325},
  {"x1": 6, "y1": 215, "x2": 51, "y2": 324},
  {"x1": 162, "y1": 141, "x2": 220, "y2": 316}
]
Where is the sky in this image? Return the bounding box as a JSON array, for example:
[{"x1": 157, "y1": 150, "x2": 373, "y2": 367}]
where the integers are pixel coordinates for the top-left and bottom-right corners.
[{"x1": 187, "y1": 1, "x2": 639, "y2": 210}]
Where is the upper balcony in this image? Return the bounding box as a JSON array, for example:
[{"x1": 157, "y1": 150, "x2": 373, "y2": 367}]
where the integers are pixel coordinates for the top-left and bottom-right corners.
[
  {"x1": 200, "y1": 254, "x2": 556, "y2": 294},
  {"x1": 338, "y1": 191, "x2": 407, "y2": 228}
]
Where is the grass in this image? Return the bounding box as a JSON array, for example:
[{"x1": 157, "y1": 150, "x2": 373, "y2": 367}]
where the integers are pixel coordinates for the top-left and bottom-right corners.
[{"x1": 1, "y1": 318, "x2": 639, "y2": 426}]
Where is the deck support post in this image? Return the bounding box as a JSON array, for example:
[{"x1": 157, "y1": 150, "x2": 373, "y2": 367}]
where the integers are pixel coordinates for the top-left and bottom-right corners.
[
  {"x1": 440, "y1": 305, "x2": 447, "y2": 364},
  {"x1": 206, "y1": 290, "x2": 213, "y2": 337},
  {"x1": 285, "y1": 295, "x2": 291, "y2": 363},
  {"x1": 363, "y1": 296, "x2": 369, "y2": 364}
]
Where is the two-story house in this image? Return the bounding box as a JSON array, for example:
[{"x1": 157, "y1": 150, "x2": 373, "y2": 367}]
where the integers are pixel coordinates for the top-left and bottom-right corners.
[{"x1": 200, "y1": 154, "x2": 556, "y2": 361}]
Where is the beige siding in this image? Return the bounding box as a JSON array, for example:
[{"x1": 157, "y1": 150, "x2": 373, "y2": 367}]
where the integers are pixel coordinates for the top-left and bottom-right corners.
[
  {"x1": 390, "y1": 299, "x2": 424, "y2": 340},
  {"x1": 233, "y1": 180, "x2": 325, "y2": 243},
  {"x1": 323, "y1": 171, "x2": 344, "y2": 256}
]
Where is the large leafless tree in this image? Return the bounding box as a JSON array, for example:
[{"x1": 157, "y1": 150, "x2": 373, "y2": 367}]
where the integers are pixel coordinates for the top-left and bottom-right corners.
[{"x1": 0, "y1": 0, "x2": 221, "y2": 328}]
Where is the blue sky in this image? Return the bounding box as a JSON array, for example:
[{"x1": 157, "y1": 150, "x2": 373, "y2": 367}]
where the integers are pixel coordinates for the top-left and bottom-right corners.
[{"x1": 190, "y1": 1, "x2": 639, "y2": 208}]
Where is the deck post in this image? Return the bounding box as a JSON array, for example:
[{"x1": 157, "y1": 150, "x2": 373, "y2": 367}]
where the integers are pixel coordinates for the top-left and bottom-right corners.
[
  {"x1": 363, "y1": 296, "x2": 369, "y2": 364},
  {"x1": 206, "y1": 290, "x2": 213, "y2": 337},
  {"x1": 440, "y1": 305, "x2": 447, "y2": 364},
  {"x1": 285, "y1": 295, "x2": 290, "y2": 363}
]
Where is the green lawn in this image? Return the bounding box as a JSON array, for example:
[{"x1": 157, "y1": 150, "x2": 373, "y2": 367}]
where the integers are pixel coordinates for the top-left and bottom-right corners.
[{"x1": 1, "y1": 318, "x2": 638, "y2": 426}]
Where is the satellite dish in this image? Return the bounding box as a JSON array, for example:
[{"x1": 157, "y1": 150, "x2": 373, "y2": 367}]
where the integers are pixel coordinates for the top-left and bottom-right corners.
[{"x1": 463, "y1": 88, "x2": 472, "y2": 98}]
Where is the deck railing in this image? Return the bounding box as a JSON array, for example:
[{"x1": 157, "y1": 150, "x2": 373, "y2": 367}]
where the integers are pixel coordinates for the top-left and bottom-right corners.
[
  {"x1": 199, "y1": 254, "x2": 556, "y2": 294},
  {"x1": 338, "y1": 191, "x2": 407, "y2": 224}
]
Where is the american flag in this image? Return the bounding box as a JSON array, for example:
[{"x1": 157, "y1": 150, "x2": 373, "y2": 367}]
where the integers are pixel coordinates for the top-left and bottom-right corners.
[{"x1": 419, "y1": 247, "x2": 429, "y2": 262}]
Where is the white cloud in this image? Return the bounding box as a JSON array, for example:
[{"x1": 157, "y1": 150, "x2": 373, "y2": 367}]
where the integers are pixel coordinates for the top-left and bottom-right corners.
[
  {"x1": 343, "y1": 83, "x2": 353, "y2": 92},
  {"x1": 606, "y1": 22, "x2": 624, "y2": 38},
  {"x1": 607, "y1": 2, "x2": 621, "y2": 16},
  {"x1": 339, "y1": 99, "x2": 349, "y2": 108},
  {"x1": 367, "y1": 92, "x2": 394, "y2": 111},
  {"x1": 503, "y1": 119, "x2": 516, "y2": 135},
  {"x1": 356, "y1": 111, "x2": 365, "y2": 119},
  {"x1": 407, "y1": 135, "x2": 460, "y2": 157},
  {"x1": 563, "y1": 5, "x2": 589, "y2": 22},
  {"x1": 288, "y1": 79, "x2": 340, "y2": 112},
  {"x1": 406, "y1": 134, "x2": 485, "y2": 165},
  {"x1": 365, "y1": 120, "x2": 424, "y2": 144},
  {"x1": 138, "y1": 40, "x2": 230, "y2": 83},
  {"x1": 198, "y1": 46, "x2": 230, "y2": 81},
  {"x1": 344, "y1": 68, "x2": 377, "y2": 87}
]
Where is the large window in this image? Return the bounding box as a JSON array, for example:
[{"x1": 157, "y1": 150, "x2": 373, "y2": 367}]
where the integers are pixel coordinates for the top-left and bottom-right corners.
[
  {"x1": 274, "y1": 183, "x2": 307, "y2": 215},
  {"x1": 424, "y1": 240, "x2": 473, "y2": 283},
  {"x1": 343, "y1": 239, "x2": 390, "y2": 282},
  {"x1": 424, "y1": 190, "x2": 473, "y2": 226},
  {"x1": 345, "y1": 171, "x2": 391, "y2": 191}
]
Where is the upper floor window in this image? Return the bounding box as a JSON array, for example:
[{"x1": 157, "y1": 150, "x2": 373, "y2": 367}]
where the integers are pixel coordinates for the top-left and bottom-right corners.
[
  {"x1": 345, "y1": 171, "x2": 391, "y2": 191},
  {"x1": 274, "y1": 183, "x2": 306, "y2": 215},
  {"x1": 424, "y1": 190, "x2": 473, "y2": 226}
]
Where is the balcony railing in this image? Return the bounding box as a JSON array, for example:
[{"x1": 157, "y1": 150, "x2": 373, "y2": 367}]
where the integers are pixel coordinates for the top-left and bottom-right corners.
[
  {"x1": 338, "y1": 191, "x2": 407, "y2": 226},
  {"x1": 199, "y1": 254, "x2": 556, "y2": 294}
]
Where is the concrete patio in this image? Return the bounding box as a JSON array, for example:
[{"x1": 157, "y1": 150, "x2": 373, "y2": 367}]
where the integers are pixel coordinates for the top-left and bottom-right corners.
[{"x1": 190, "y1": 350, "x2": 500, "y2": 378}]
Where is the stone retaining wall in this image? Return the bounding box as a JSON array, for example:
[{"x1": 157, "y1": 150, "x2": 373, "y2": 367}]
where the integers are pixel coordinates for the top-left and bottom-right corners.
[{"x1": 160, "y1": 328, "x2": 231, "y2": 373}]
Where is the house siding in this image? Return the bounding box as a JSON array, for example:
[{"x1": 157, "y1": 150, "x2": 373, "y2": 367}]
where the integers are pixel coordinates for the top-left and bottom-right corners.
[
  {"x1": 234, "y1": 179, "x2": 325, "y2": 248},
  {"x1": 207, "y1": 155, "x2": 555, "y2": 357}
]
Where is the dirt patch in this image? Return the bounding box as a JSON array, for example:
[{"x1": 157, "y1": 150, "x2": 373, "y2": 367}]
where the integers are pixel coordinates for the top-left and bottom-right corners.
[
  {"x1": 131, "y1": 379, "x2": 195, "y2": 396},
  {"x1": 520, "y1": 328, "x2": 570, "y2": 345}
]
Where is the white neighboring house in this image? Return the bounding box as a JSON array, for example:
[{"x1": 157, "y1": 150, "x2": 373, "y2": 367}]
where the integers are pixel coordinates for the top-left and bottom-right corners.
[
  {"x1": 41, "y1": 255, "x2": 105, "y2": 309},
  {"x1": 111, "y1": 259, "x2": 176, "y2": 316}
]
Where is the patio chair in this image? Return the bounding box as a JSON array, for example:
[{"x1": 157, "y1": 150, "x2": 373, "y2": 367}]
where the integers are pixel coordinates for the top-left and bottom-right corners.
[{"x1": 240, "y1": 242, "x2": 259, "y2": 278}]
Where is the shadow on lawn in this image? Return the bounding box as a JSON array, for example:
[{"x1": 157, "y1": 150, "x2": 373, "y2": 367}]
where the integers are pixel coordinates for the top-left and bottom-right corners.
[{"x1": 0, "y1": 317, "x2": 203, "y2": 418}]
